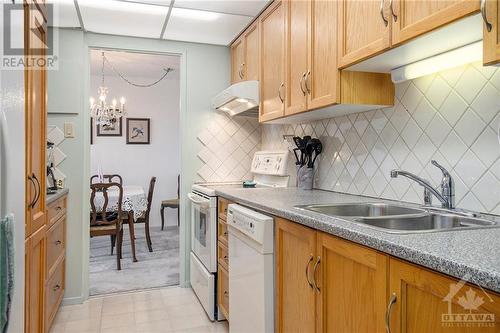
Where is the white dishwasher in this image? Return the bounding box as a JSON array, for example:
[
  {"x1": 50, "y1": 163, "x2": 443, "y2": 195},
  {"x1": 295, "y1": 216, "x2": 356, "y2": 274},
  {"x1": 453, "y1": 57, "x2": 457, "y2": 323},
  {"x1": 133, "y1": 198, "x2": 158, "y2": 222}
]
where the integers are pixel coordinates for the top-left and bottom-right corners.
[{"x1": 227, "y1": 204, "x2": 274, "y2": 333}]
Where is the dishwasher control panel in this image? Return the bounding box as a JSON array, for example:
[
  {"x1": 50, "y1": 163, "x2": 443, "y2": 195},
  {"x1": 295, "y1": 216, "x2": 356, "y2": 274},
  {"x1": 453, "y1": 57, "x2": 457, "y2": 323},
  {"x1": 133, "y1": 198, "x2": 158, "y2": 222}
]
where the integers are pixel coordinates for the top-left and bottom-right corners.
[{"x1": 226, "y1": 204, "x2": 274, "y2": 252}]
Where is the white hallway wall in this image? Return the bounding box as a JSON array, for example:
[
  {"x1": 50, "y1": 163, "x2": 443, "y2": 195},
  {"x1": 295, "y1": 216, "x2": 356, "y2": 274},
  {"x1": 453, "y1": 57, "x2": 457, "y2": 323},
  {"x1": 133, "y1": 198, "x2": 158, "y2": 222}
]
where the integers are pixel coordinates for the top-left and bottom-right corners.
[
  {"x1": 90, "y1": 70, "x2": 181, "y2": 228},
  {"x1": 47, "y1": 28, "x2": 230, "y2": 303}
]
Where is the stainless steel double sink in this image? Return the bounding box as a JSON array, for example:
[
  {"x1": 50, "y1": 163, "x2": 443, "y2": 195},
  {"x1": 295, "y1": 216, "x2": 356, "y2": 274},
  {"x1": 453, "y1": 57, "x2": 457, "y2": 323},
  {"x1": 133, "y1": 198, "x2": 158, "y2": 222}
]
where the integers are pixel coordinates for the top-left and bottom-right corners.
[{"x1": 295, "y1": 203, "x2": 498, "y2": 234}]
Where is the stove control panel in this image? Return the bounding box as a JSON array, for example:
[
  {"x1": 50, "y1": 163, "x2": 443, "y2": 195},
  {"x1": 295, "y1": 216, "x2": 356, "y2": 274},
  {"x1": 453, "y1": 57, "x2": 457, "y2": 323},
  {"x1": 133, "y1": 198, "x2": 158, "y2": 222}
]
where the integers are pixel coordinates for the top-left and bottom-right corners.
[{"x1": 251, "y1": 151, "x2": 289, "y2": 176}]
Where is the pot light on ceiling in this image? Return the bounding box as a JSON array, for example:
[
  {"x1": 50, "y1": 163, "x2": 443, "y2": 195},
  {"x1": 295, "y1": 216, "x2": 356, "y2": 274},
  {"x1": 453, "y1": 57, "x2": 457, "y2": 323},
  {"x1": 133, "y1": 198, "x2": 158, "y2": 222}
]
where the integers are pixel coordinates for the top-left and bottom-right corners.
[
  {"x1": 391, "y1": 41, "x2": 482, "y2": 83},
  {"x1": 170, "y1": 7, "x2": 220, "y2": 21}
]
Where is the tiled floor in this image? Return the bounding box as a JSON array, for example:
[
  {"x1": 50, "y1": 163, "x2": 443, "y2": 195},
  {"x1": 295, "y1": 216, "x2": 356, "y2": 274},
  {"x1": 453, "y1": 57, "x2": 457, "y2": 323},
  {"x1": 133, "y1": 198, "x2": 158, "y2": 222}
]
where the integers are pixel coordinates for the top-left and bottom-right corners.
[{"x1": 50, "y1": 286, "x2": 229, "y2": 333}]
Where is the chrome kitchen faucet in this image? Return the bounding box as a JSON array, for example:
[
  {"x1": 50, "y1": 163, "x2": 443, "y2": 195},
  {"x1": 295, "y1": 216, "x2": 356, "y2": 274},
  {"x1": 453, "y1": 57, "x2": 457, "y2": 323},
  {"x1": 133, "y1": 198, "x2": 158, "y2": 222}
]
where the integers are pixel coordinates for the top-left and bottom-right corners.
[{"x1": 390, "y1": 160, "x2": 455, "y2": 209}]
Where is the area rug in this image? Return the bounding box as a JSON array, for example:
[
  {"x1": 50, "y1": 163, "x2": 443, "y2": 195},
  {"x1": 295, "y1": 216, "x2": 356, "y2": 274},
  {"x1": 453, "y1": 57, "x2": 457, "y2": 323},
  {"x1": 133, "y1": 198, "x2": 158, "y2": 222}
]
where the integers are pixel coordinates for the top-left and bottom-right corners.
[{"x1": 89, "y1": 225, "x2": 179, "y2": 296}]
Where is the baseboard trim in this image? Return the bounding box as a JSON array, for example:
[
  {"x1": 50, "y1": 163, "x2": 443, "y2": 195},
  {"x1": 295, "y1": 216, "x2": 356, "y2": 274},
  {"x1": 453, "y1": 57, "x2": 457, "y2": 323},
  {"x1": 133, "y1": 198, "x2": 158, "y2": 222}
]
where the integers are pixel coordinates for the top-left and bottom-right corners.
[{"x1": 62, "y1": 295, "x2": 86, "y2": 305}]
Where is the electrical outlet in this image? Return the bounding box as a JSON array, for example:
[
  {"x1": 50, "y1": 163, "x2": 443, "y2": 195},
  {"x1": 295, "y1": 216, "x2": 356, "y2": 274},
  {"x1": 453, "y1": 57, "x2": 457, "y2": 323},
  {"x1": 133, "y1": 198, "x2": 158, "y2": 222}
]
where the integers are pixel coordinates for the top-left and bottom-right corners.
[
  {"x1": 64, "y1": 122, "x2": 74, "y2": 138},
  {"x1": 56, "y1": 179, "x2": 64, "y2": 188}
]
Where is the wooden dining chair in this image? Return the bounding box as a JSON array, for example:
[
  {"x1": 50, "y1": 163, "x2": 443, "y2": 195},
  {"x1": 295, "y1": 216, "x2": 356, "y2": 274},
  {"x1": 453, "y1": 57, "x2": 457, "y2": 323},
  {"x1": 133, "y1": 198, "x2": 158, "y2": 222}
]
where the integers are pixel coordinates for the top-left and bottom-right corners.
[
  {"x1": 161, "y1": 175, "x2": 180, "y2": 229},
  {"x1": 90, "y1": 182, "x2": 124, "y2": 270},
  {"x1": 134, "y1": 177, "x2": 156, "y2": 252},
  {"x1": 90, "y1": 174, "x2": 123, "y2": 185}
]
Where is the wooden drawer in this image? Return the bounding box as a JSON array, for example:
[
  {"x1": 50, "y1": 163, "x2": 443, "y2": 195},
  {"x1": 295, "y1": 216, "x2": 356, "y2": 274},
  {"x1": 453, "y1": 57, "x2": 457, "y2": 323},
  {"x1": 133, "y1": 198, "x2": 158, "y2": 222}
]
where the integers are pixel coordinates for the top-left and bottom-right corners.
[
  {"x1": 45, "y1": 259, "x2": 65, "y2": 330},
  {"x1": 218, "y1": 264, "x2": 229, "y2": 320},
  {"x1": 47, "y1": 196, "x2": 66, "y2": 227},
  {"x1": 46, "y1": 216, "x2": 65, "y2": 276},
  {"x1": 218, "y1": 198, "x2": 230, "y2": 221},
  {"x1": 218, "y1": 219, "x2": 228, "y2": 246},
  {"x1": 218, "y1": 241, "x2": 229, "y2": 270}
]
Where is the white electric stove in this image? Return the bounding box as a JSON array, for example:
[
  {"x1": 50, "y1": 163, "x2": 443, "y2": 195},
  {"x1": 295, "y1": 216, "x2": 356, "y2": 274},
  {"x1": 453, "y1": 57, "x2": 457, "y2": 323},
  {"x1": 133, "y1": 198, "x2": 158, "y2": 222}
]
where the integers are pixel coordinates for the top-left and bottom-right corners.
[{"x1": 188, "y1": 151, "x2": 289, "y2": 321}]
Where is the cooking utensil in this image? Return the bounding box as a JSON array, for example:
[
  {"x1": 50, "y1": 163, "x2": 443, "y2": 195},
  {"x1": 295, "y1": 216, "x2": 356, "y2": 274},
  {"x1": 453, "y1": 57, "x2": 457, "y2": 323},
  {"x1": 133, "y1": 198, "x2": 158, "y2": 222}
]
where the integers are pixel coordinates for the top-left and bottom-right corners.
[{"x1": 309, "y1": 140, "x2": 323, "y2": 168}]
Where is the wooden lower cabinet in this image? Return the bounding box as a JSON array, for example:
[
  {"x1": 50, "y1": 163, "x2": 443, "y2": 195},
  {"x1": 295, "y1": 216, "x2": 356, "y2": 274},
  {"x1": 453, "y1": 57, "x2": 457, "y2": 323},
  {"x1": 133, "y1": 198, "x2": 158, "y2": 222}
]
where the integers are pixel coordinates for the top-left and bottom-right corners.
[
  {"x1": 389, "y1": 259, "x2": 500, "y2": 333},
  {"x1": 218, "y1": 264, "x2": 230, "y2": 320},
  {"x1": 25, "y1": 225, "x2": 47, "y2": 333},
  {"x1": 275, "y1": 218, "x2": 317, "y2": 333},
  {"x1": 276, "y1": 218, "x2": 500, "y2": 333},
  {"x1": 316, "y1": 233, "x2": 388, "y2": 333}
]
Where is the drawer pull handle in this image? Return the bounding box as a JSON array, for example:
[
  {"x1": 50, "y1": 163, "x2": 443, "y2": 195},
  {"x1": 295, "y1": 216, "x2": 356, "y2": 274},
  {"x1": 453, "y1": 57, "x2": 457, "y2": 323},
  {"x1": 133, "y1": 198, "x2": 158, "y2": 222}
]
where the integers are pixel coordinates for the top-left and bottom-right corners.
[
  {"x1": 223, "y1": 255, "x2": 228, "y2": 261},
  {"x1": 223, "y1": 231, "x2": 228, "y2": 236},
  {"x1": 224, "y1": 290, "x2": 229, "y2": 298},
  {"x1": 53, "y1": 284, "x2": 61, "y2": 292},
  {"x1": 56, "y1": 206, "x2": 62, "y2": 211},
  {"x1": 55, "y1": 240, "x2": 62, "y2": 245}
]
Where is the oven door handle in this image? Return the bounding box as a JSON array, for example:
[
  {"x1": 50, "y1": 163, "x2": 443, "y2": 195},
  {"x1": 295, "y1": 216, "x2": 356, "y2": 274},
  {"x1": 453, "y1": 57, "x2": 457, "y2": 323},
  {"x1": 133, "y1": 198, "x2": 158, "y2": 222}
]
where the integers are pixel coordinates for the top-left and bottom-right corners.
[{"x1": 187, "y1": 193, "x2": 210, "y2": 207}]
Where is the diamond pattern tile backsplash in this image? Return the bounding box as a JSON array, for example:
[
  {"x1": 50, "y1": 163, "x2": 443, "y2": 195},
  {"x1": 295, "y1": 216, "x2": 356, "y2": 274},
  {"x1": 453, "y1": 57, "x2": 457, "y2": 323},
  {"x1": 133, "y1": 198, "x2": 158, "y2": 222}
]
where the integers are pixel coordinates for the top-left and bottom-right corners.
[
  {"x1": 197, "y1": 111, "x2": 261, "y2": 182},
  {"x1": 262, "y1": 62, "x2": 500, "y2": 215}
]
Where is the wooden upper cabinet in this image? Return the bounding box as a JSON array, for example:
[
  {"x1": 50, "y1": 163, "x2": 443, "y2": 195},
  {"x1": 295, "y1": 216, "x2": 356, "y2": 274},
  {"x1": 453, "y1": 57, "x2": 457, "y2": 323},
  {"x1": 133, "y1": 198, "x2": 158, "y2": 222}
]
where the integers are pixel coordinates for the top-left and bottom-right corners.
[
  {"x1": 259, "y1": 0, "x2": 285, "y2": 122},
  {"x1": 243, "y1": 22, "x2": 260, "y2": 81},
  {"x1": 483, "y1": 0, "x2": 500, "y2": 65},
  {"x1": 338, "y1": 0, "x2": 391, "y2": 68},
  {"x1": 391, "y1": 0, "x2": 480, "y2": 46},
  {"x1": 231, "y1": 38, "x2": 245, "y2": 83},
  {"x1": 316, "y1": 233, "x2": 388, "y2": 333},
  {"x1": 389, "y1": 259, "x2": 500, "y2": 333},
  {"x1": 284, "y1": 0, "x2": 309, "y2": 115},
  {"x1": 275, "y1": 218, "x2": 316, "y2": 333},
  {"x1": 25, "y1": 0, "x2": 47, "y2": 237},
  {"x1": 307, "y1": 0, "x2": 339, "y2": 110}
]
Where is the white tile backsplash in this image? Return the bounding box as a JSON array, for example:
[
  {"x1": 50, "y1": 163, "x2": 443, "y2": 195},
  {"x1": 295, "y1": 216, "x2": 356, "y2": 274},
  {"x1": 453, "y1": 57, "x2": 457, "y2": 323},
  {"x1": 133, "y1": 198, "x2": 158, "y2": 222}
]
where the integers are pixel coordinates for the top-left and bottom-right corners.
[
  {"x1": 261, "y1": 62, "x2": 500, "y2": 214},
  {"x1": 196, "y1": 111, "x2": 260, "y2": 183}
]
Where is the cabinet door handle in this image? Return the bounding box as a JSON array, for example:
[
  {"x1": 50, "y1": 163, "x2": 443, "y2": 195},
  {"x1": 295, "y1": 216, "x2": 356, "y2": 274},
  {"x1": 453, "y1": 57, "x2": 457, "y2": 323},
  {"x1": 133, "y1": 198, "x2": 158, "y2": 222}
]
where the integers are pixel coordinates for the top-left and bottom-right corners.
[
  {"x1": 380, "y1": 0, "x2": 388, "y2": 26},
  {"x1": 299, "y1": 72, "x2": 307, "y2": 95},
  {"x1": 385, "y1": 293, "x2": 397, "y2": 333},
  {"x1": 32, "y1": 173, "x2": 41, "y2": 208},
  {"x1": 305, "y1": 255, "x2": 314, "y2": 289},
  {"x1": 389, "y1": 0, "x2": 397, "y2": 22},
  {"x1": 241, "y1": 63, "x2": 245, "y2": 78},
  {"x1": 278, "y1": 82, "x2": 285, "y2": 103},
  {"x1": 481, "y1": 0, "x2": 493, "y2": 32},
  {"x1": 312, "y1": 256, "x2": 321, "y2": 292},
  {"x1": 305, "y1": 71, "x2": 311, "y2": 94},
  {"x1": 27, "y1": 175, "x2": 37, "y2": 208}
]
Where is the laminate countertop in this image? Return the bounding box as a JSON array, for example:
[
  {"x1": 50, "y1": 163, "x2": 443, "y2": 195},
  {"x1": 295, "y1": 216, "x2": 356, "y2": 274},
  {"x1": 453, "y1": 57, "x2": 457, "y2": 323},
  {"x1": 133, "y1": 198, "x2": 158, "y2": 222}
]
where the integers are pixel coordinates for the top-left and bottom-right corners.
[
  {"x1": 214, "y1": 187, "x2": 500, "y2": 293},
  {"x1": 46, "y1": 188, "x2": 69, "y2": 205}
]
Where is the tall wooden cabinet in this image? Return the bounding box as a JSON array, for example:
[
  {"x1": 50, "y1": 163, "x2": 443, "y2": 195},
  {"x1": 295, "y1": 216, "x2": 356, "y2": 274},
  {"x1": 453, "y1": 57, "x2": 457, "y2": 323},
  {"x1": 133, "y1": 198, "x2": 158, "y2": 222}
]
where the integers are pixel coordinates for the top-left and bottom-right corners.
[
  {"x1": 483, "y1": 0, "x2": 500, "y2": 65},
  {"x1": 24, "y1": 1, "x2": 48, "y2": 332},
  {"x1": 259, "y1": 0, "x2": 286, "y2": 122},
  {"x1": 25, "y1": 0, "x2": 47, "y2": 238}
]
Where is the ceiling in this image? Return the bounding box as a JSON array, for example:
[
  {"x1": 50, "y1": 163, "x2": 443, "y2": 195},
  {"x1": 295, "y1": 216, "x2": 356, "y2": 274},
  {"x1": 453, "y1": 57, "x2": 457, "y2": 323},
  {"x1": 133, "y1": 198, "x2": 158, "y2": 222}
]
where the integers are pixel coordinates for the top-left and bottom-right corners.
[
  {"x1": 45, "y1": 0, "x2": 270, "y2": 45},
  {"x1": 90, "y1": 49, "x2": 180, "y2": 78}
]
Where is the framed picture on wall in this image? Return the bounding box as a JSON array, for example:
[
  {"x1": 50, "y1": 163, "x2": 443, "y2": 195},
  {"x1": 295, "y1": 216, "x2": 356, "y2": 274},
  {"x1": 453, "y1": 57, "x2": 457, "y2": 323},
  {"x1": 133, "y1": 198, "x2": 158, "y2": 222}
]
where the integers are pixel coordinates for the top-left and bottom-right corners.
[
  {"x1": 97, "y1": 117, "x2": 122, "y2": 136},
  {"x1": 126, "y1": 118, "x2": 150, "y2": 144}
]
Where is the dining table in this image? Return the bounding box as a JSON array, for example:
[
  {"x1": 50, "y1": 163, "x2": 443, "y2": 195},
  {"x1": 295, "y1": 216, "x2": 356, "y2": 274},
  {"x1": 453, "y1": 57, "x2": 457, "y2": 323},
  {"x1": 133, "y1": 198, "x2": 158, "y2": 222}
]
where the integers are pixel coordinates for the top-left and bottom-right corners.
[{"x1": 93, "y1": 185, "x2": 148, "y2": 263}]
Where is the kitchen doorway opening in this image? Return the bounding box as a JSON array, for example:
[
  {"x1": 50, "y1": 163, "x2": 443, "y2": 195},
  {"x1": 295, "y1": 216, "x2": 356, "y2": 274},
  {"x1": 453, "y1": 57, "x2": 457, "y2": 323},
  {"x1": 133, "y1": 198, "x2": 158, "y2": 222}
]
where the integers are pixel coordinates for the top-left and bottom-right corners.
[{"x1": 88, "y1": 49, "x2": 181, "y2": 296}]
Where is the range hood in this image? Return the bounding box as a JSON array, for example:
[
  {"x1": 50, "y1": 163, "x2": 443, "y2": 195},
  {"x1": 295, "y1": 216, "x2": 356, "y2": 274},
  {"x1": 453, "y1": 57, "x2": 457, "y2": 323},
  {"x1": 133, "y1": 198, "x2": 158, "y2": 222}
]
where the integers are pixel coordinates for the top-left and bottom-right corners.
[{"x1": 212, "y1": 80, "x2": 259, "y2": 117}]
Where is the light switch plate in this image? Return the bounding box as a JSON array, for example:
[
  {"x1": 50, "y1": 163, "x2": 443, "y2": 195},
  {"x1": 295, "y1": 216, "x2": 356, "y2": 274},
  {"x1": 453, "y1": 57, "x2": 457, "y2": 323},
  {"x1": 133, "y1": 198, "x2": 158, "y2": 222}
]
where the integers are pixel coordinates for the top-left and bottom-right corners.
[{"x1": 64, "y1": 122, "x2": 74, "y2": 138}]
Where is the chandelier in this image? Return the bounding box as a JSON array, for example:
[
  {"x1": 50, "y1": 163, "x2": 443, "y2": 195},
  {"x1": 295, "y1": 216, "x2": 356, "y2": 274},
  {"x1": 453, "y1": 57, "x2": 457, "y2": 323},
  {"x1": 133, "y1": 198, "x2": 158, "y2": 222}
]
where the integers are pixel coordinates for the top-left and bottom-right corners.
[{"x1": 89, "y1": 52, "x2": 126, "y2": 126}]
